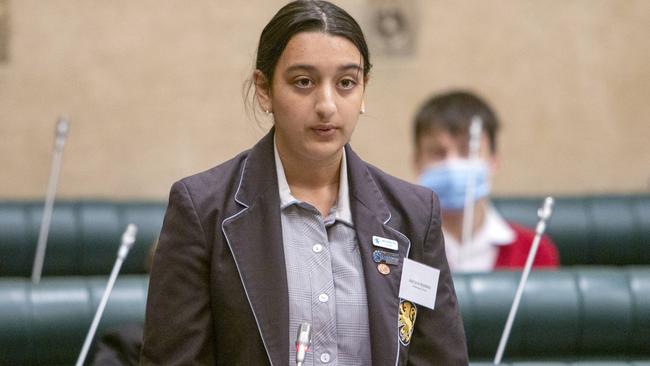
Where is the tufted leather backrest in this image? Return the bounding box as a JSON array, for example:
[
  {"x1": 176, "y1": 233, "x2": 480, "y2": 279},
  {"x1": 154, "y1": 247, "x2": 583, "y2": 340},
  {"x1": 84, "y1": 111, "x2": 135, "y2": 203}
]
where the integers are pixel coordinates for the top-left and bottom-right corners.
[
  {"x1": 454, "y1": 268, "x2": 650, "y2": 361},
  {"x1": 1, "y1": 270, "x2": 648, "y2": 365},
  {"x1": 493, "y1": 195, "x2": 650, "y2": 265},
  {"x1": 0, "y1": 195, "x2": 648, "y2": 276},
  {"x1": 0, "y1": 201, "x2": 165, "y2": 276},
  {"x1": 0, "y1": 275, "x2": 147, "y2": 366},
  {"x1": 470, "y1": 362, "x2": 650, "y2": 366}
]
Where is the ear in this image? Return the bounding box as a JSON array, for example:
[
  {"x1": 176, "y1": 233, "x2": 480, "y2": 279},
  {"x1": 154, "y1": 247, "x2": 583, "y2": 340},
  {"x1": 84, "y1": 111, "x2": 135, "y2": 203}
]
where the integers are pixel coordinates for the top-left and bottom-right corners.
[
  {"x1": 253, "y1": 70, "x2": 272, "y2": 113},
  {"x1": 363, "y1": 72, "x2": 370, "y2": 87}
]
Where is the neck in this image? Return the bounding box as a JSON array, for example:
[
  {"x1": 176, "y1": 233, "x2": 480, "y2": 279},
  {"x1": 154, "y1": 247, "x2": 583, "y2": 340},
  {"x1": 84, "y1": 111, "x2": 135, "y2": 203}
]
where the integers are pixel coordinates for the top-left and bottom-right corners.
[
  {"x1": 277, "y1": 147, "x2": 342, "y2": 217},
  {"x1": 442, "y1": 198, "x2": 489, "y2": 245}
]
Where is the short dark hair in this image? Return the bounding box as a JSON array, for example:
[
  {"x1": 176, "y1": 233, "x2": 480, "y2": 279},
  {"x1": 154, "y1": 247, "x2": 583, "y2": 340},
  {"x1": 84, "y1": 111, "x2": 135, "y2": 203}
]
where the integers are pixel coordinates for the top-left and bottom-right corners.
[
  {"x1": 413, "y1": 90, "x2": 500, "y2": 153},
  {"x1": 256, "y1": 0, "x2": 372, "y2": 85}
]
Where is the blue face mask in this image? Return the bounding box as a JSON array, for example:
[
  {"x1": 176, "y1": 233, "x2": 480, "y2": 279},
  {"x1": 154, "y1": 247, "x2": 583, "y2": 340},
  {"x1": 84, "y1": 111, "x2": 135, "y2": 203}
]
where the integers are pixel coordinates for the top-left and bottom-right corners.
[{"x1": 418, "y1": 159, "x2": 490, "y2": 211}]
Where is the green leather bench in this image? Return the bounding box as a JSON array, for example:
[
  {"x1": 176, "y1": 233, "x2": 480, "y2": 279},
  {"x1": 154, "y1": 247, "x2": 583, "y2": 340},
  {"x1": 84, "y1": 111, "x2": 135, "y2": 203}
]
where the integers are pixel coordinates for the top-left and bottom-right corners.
[
  {"x1": 454, "y1": 268, "x2": 650, "y2": 362},
  {"x1": 1, "y1": 269, "x2": 648, "y2": 365},
  {"x1": 0, "y1": 201, "x2": 165, "y2": 276},
  {"x1": 0, "y1": 275, "x2": 147, "y2": 366},
  {"x1": 0, "y1": 195, "x2": 648, "y2": 276},
  {"x1": 493, "y1": 195, "x2": 650, "y2": 265},
  {"x1": 470, "y1": 363, "x2": 650, "y2": 365}
]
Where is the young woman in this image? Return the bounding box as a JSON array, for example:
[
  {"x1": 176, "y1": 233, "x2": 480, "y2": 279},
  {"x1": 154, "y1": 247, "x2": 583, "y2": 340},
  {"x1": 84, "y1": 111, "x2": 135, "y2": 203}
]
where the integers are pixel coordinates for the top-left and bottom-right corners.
[{"x1": 141, "y1": 1, "x2": 467, "y2": 365}]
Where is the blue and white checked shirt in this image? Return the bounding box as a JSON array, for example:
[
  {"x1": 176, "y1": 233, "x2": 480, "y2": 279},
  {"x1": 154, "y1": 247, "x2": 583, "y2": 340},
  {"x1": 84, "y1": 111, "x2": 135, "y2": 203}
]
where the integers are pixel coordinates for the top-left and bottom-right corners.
[{"x1": 274, "y1": 141, "x2": 371, "y2": 366}]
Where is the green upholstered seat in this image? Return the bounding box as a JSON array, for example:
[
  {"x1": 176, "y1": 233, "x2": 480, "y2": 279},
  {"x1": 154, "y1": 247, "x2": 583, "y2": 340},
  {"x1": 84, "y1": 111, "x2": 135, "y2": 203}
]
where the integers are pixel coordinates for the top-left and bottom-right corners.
[
  {"x1": 469, "y1": 363, "x2": 650, "y2": 366},
  {"x1": 0, "y1": 269, "x2": 648, "y2": 364},
  {"x1": 0, "y1": 201, "x2": 165, "y2": 276},
  {"x1": 0, "y1": 195, "x2": 647, "y2": 277},
  {"x1": 493, "y1": 195, "x2": 650, "y2": 265},
  {"x1": 0, "y1": 275, "x2": 147, "y2": 366},
  {"x1": 453, "y1": 268, "x2": 650, "y2": 362}
]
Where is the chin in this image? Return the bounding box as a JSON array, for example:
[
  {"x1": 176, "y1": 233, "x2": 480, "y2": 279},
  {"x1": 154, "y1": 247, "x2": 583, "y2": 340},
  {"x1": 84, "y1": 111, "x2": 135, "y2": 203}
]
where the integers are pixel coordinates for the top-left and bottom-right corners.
[{"x1": 303, "y1": 142, "x2": 345, "y2": 162}]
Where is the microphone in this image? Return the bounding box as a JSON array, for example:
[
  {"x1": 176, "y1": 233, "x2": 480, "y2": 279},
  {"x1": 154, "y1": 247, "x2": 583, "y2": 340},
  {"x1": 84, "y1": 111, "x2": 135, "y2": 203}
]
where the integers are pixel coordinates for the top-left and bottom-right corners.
[
  {"x1": 461, "y1": 115, "x2": 483, "y2": 247},
  {"x1": 493, "y1": 197, "x2": 554, "y2": 365},
  {"x1": 32, "y1": 116, "x2": 70, "y2": 284},
  {"x1": 75, "y1": 224, "x2": 138, "y2": 366},
  {"x1": 295, "y1": 322, "x2": 312, "y2": 366}
]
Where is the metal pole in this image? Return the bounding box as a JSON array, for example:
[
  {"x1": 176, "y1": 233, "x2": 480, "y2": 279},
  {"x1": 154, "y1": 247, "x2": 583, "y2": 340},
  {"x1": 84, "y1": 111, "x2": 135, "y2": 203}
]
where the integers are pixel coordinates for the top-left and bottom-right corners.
[{"x1": 31, "y1": 117, "x2": 70, "y2": 284}]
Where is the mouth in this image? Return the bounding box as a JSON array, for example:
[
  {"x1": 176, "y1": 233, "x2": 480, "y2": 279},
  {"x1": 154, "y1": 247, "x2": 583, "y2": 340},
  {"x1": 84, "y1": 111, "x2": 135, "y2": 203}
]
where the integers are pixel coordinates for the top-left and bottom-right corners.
[{"x1": 311, "y1": 124, "x2": 338, "y2": 137}]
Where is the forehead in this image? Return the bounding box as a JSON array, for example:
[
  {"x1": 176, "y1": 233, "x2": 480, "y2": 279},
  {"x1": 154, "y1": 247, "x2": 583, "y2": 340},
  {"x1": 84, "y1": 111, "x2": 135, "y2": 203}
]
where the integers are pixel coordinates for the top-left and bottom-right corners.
[
  {"x1": 417, "y1": 128, "x2": 493, "y2": 156},
  {"x1": 276, "y1": 31, "x2": 362, "y2": 71},
  {"x1": 419, "y1": 128, "x2": 466, "y2": 147}
]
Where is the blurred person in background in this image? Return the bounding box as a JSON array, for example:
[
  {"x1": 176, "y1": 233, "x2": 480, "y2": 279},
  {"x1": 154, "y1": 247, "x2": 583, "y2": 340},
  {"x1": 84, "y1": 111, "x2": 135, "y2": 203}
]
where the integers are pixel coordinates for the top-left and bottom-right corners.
[{"x1": 413, "y1": 90, "x2": 559, "y2": 272}]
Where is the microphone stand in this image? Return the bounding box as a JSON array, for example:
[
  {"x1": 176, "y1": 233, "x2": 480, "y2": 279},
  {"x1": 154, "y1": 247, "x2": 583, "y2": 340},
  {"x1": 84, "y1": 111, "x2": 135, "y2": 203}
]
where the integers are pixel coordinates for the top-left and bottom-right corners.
[
  {"x1": 295, "y1": 322, "x2": 312, "y2": 366},
  {"x1": 461, "y1": 116, "x2": 483, "y2": 247},
  {"x1": 493, "y1": 197, "x2": 554, "y2": 365},
  {"x1": 31, "y1": 116, "x2": 70, "y2": 284},
  {"x1": 75, "y1": 224, "x2": 138, "y2": 366}
]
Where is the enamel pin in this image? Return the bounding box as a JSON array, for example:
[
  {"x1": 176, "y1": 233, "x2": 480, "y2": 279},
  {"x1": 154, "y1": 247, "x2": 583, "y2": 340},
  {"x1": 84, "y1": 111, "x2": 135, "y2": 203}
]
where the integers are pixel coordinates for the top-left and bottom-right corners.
[
  {"x1": 398, "y1": 300, "x2": 417, "y2": 346},
  {"x1": 372, "y1": 250, "x2": 400, "y2": 265},
  {"x1": 372, "y1": 236, "x2": 398, "y2": 251},
  {"x1": 377, "y1": 263, "x2": 390, "y2": 275}
]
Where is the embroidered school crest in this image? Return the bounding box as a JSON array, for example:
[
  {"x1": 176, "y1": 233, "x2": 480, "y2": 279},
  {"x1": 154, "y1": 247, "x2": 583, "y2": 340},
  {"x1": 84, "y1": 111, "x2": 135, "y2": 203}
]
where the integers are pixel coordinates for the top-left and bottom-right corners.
[{"x1": 398, "y1": 300, "x2": 417, "y2": 346}]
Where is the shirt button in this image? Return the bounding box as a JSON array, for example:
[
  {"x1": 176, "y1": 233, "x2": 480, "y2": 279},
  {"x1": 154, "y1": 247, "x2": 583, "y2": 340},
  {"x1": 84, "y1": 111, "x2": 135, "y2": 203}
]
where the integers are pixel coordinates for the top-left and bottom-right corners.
[
  {"x1": 320, "y1": 353, "x2": 331, "y2": 363},
  {"x1": 312, "y1": 244, "x2": 323, "y2": 253},
  {"x1": 318, "y1": 293, "x2": 329, "y2": 303}
]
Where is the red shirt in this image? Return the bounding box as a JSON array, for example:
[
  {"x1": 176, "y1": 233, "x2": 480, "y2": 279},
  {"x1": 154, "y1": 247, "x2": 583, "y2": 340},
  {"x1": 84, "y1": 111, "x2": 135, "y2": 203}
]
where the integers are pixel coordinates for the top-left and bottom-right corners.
[{"x1": 494, "y1": 222, "x2": 560, "y2": 269}]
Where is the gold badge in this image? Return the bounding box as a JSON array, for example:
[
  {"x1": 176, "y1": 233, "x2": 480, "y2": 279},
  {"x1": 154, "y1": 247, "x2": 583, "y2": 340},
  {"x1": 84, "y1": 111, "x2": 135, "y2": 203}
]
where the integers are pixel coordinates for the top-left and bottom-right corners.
[
  {"x1": 398, "y1": 300, "x2": 417, "y2": 346},
  {"x1": 377, "y1": 263, "x2": 390, "y2": 275}
]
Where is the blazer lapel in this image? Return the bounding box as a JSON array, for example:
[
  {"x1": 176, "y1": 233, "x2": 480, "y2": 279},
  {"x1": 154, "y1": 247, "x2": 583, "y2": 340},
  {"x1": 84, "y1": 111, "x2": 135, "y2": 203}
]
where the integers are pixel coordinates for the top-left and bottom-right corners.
[
  {"x1": 222, "y1": 130, "x2": 289, "y2": 366},
  {"x1": 346, "y1": 146, "x2": 411, "y2": 366}
]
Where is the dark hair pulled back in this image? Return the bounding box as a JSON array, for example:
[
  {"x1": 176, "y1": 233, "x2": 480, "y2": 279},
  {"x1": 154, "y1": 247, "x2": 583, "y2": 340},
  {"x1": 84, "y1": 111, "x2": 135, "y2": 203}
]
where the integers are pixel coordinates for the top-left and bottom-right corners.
[{"x1": 256, "y1": 0, "x2": 372, "y2": 84}]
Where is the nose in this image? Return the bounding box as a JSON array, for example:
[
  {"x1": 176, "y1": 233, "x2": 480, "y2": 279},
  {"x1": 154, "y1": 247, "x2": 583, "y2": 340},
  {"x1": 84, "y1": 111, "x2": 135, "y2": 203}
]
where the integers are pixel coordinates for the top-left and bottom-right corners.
[{"x1": 315, "y1": 83, "x2": 337, "y2": 120}]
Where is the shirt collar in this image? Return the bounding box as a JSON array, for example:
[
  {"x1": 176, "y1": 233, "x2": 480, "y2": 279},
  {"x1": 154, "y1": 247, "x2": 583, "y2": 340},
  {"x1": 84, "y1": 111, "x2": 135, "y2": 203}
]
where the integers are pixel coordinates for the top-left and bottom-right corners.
[
  {"x1": 480, "y1": 204, "x2": 516, "y2": 245},
  {"x1": 442, "y1": 204, "x2": 516, "y2": 271},
  {"x1": 444, "y1": 204, "x2": 515, "y2": 247},
  {"x1": 273, "y1": 137, "x2": 353, "y2": 225}
]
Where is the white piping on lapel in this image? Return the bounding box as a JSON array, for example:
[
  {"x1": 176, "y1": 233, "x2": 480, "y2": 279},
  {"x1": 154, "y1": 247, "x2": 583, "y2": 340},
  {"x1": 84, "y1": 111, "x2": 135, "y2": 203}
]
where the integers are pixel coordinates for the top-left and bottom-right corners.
[
  {"x1": 383, "y1": 211, "x2": 391, "y2": 225},
  {"x1": 385, "y1": 224, "x2": 411, "y2": 366},
  {"x1": 233, "y1": 156, "x2": 249, "y2": 208},
  {"x1": 365, "y1": 171, "x2": 415, "y2": 366},
  {"x1": 381, "y1": 208, "x2": 413, "y2": 366},
  {"x1": 221, "y1": 157, "x2": 275, "y2": 366}
]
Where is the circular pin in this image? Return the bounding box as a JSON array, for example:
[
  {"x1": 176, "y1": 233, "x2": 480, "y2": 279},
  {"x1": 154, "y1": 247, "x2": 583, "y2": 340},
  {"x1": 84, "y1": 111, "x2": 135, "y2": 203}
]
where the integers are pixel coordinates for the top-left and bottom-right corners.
[{"x1": 377, "y1": 263, "x2": 390, "y2": 275}]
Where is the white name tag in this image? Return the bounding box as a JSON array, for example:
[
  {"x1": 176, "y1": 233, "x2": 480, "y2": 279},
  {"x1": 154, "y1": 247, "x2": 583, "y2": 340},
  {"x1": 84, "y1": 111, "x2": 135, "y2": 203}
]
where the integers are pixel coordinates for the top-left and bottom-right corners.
[
  {"x1": 372, "y1": 236, "x2": 398, "y2": 251},
  {"x1": 398, "y1": 258, "x2": 440, "y2": 310}
]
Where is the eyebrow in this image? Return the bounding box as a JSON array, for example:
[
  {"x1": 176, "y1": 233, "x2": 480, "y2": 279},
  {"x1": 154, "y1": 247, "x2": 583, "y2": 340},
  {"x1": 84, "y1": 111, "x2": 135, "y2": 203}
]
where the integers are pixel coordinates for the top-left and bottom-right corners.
[{"x1": 284, "y1": 63, "x2": 363, "y2": 74}]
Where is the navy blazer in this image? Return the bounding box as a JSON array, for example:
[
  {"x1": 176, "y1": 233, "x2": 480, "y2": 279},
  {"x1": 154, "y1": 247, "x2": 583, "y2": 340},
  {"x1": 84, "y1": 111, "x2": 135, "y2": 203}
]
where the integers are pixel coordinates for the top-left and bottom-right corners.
[{"x1": 141, "y1": 130, "x2": 468, "y2": 365}]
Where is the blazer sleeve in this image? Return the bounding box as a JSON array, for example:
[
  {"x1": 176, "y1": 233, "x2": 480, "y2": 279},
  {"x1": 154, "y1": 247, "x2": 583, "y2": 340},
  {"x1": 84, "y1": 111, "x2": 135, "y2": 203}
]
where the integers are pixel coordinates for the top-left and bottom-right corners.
[
  {"x1": 407, "y1": 192, "x2": 469, "y2": 365},
  {"x1": 141, "y1": 181, "x2": 215, "y2": 365}
]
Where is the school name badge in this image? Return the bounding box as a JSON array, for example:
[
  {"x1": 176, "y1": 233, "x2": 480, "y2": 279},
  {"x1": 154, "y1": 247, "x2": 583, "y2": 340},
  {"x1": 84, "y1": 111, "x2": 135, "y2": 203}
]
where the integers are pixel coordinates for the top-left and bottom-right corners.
[
  {"x1": 398, "y1": 258, "x2": 440, "y2": 310},
  {"x1": 398, "y1": 300, "x2": 417, "y2": 346},
  {"x1": 397, "y1": 259, "x2": 440, "y2": 346}
]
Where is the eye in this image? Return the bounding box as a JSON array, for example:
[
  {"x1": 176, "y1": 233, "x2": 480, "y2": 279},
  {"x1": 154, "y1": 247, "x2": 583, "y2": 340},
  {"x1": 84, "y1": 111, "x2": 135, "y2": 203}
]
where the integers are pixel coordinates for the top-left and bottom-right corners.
[
  {"x1": 338, "y1": 78, "x2": 357, "y2": 90},
  {"x1": 294, "y1": 77, "x2": 314, "y2": 89}
]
